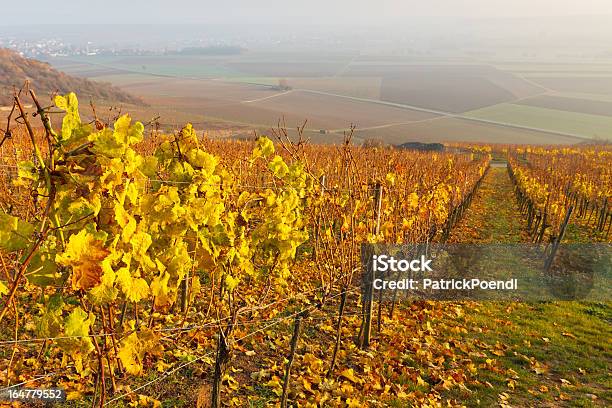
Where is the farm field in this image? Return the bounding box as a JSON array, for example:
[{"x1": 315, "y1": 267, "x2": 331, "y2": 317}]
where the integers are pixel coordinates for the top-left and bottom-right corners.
[
  {"x1": 525, "y1": 76, "x2": 612, "y2": 95},
  {"x1": 351, "y1": 116, "x2": 584, "y2": 145},
  {"x1": 122, "y1": 77, "x2": 276, "y2": 101},
  {"x1": 135, "y1": 92, "x2": 438, "y2": 140},
  {"x1": 52, "y1": 53, "x2": 355, "y2": 79},
  {"x1": 52, "y1": 55, "x2": 245, "y2": 79},
  {"x1": 46, "y1": 54, "x2": 612, "y2": 144},
  {"x1": 380, "y1": 73, "x2": 515, "y2": 113},
  {"x1": 277, "y1": 77, "x2": 383, "y2": 100},
  {"x1": 226, "y1": 61, "x2": 348, "y2": 77},
  {"x1": 351, "y1": 64, "x2": 542, "y2": 113},
  {"x1": 243, "y1": 90, "x2": 438, "y2": 128},
  {"x1": 515, "y1": 94, "x2": 612, "y2": 116},
  {"x1": 464, "y1": 103, "x2": 612, "y2": 140}
]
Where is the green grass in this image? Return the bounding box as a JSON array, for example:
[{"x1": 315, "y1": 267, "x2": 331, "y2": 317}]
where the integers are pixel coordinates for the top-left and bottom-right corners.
[
  {"x1": 449, "y1": 167, "x2": 529, "y2": 244},
  {"x1": 563, "y1": 223, "x2": 610, "y2": 244},
  {"x1": 248, "y1": 385, "x2": 277, "y2": 406},
  {"x1": 444, "y1": 168, "x2": 611, "y2": 406},
  {"x1": 440, "y1": 301, "x2": 612, "y2": 407},
  {"x1": 464, "y1": 103, "x2": 612, "y2": 140}
]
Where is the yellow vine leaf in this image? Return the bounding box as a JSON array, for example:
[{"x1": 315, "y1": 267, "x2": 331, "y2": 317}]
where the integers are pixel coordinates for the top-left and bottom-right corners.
[
  {"x1": 54, "y1": 92, "x2": 81, "y2": 142},
  {"x1": 118, "y1": 329, "x2": 162, "y2": 376},
  {"x1": 0, "y1": 211, "x2": 34, "y2": 251},
  {"x1": 114, "y1": 114, "x2": 144, "y2": 146},
  {"x1": 269, "y1": 155, "x2": 289, "y2": 177},
  {"x1": 26, "y1": 252, "x2": 58, "y2": 287},
  {"x1": 186, "y1": 149, "x2": 218, "y2": 175},
  {"x1": 189, "y1": 275, "x2": 201, "y2": 303},
  {"x1": 339, "y1": 368, "x2": 362, "y2": 384},
  {"x1": 150, "y1": 272, "x2": 172, "y2": 307},
  {"x1": 346, "y1": 398, "x2": 362, "y2": 408},
  {"x1": 56, "y1": 230, "x2": 110, "y2": 291},
  {"x1": 115, "y1": 204, "x2": 137, "y2": 243},
  {"x1": 118, "y1": 332, "x2": 141, "y2": 375},
  {"x1": 57, "y1": 307, "x2": 95, "y2": 373},
  {"x1": 0, "y1": 280, "x2": 9, "y2": 296},
  {"x1": 88, "y1": 257, "x2": 119, "y2": 305},
  {"x1": 225, "y1": 275, "x2": 240, "y2": 292},
  {"x1": 252, "y1": 136, "x2": 275, "y2": 160},
  {"x1": 35, "y1": 295, "x2": 64, "y2": 338},
  {"x1": 116, "y1": 268, "x2": 150, "y2": 303}
]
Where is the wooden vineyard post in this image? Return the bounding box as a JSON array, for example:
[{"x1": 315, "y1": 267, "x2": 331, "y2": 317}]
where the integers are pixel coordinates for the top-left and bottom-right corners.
[
  {"x1": 360, "y1": 182, "x2": 382, "y2": 349},
  {"x1": 280, "y1": 312, "x2": 304, "y2": 408},
  {"x1": 359, "y1": 257, "x2": 374, "y2": 349},
  {"x1": 376, "y1": 287, "x2": 383, "y2": 334},
  {"x1": 389, "y1": 288, "x2": 398, "y2": 320},
  {"x1": 181, "y1": 237, "x2": 198, "y2": 313},
  {"x1": 327, "y1": 289, "x2": 348, "y2": 378},
  {"x1": 180, "y1": 271, "x2": 189, "y2": 313},
  {"x1": 211, "y1": 314, "x2": 237, "y2": 408},
  {"x1": 312, "y1": 175, "x2": 326, "y2": 261},
  {"x1": 598, "y1": 198, "x2": 607, "y2": 231},
  {"x1": 535, "y1": 211, "x2": 548, "y2": 244},
  {"x1": 357, "y1": 245, "x2": 370, "y2": 349},
  {"x1": 373, "y1": 182, "x2": 383, "y2": 237},
  {"x1": 545, "y1": 206, "x2": 573, "y2": 271}
]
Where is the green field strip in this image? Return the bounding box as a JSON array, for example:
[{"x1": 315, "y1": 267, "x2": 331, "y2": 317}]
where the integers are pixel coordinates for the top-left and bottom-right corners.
[
  {"x1": 514, "y1": 94, "x2": 612, "y2": 117},
  {"x1": 223, "y1": 76, "x2": 280, "y2": 86},
  {"x1": 464, "y1": 103, "x2": 612, "y2": 140},
  {"x1": 86, "y1": 74, "x2": 173, "y2": 89},
  {"x1": 547, "y1": 91, "x2": 612, "y2": 103},
  {"x1": 493, "y1": 63, "x2": 612, "y2": 72},
  {"x1": 519, "y1": 73, "x2": 612, "y2": 78},
  {"x1": 51, "y1": 56, "x2": 244, "y2": 80}
]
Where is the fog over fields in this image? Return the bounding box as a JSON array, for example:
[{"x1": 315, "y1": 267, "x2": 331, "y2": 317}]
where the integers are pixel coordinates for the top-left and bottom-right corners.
[
  {"x1": 3, "y1": 2, "x2": 612, "y2": 144},
  {"x1": 4, "y1": 1, "x2": 612, "y2": 24}
]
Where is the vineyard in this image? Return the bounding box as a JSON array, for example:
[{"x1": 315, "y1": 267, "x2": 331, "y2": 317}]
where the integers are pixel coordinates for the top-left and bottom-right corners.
[{"x1": 0, "y1": 91, "x2": 610, "y2": 407}]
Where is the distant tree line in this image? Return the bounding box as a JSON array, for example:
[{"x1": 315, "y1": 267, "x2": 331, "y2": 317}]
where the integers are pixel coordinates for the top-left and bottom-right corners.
[
  {"x1": 166, "y1": 46, "x2": 246, "y2": 56},
  {"x1": 361, "y1": 139, "x2": 445, "y2": 152}
]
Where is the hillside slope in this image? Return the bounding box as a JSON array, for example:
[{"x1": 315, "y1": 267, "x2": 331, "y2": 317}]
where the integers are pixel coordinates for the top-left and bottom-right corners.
[{"x1": 0, "y1": 48, "x2": 141, "y2": 105}]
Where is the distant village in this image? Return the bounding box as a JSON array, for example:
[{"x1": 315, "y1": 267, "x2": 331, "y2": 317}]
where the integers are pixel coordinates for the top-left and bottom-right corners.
[
  {"x1": 0, "y1": 37, "x2": 111, "y2": 57},
  {"x1": 0, "y1": 37, "x2": 244, "y2": 58}
]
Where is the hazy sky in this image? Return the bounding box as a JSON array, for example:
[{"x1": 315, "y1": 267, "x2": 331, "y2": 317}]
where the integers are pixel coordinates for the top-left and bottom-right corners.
[{"x1": 4, "y1": 0, "x2": 612, "y2": 25}]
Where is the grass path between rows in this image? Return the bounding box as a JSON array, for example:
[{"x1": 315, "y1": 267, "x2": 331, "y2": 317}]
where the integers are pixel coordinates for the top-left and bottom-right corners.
[
  {"x1": 440, "y1": 167, "x2": 611, "y2": 407},
  {"x1": 448, "y1": 166, "x2": 529, "y2": 244}
]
